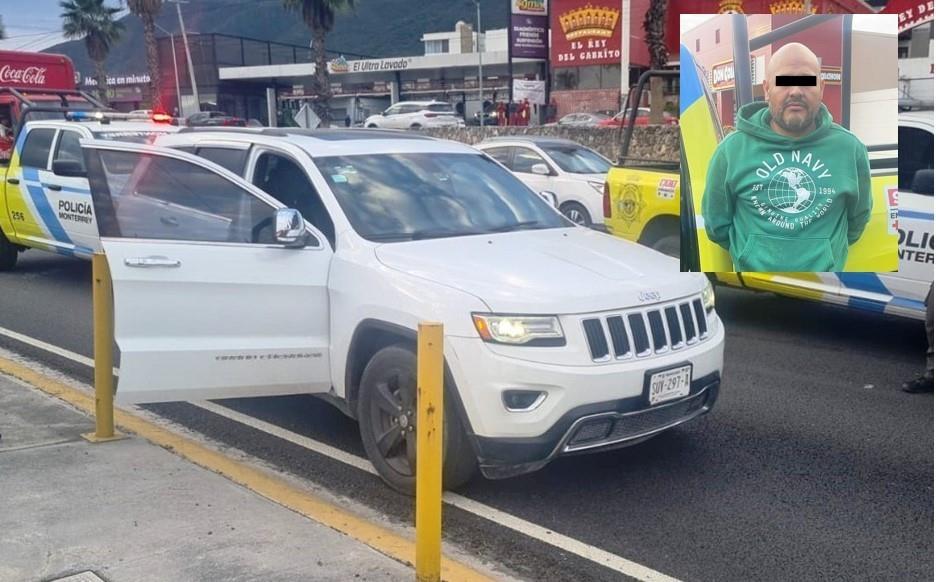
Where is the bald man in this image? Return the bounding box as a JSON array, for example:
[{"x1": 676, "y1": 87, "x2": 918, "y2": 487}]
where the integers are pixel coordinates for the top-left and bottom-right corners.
[{"x1": 701, "y1": 42, "x2": 872, "y2": 272}]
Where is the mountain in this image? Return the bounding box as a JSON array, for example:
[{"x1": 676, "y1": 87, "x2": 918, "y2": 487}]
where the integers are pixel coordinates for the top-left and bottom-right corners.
[{"x1": 44, "y1": 0, "x2": 509, "y2": 77}]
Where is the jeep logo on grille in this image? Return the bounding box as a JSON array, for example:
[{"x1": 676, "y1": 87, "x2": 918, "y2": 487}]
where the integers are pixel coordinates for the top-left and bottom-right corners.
[{"x1": 638, "y1": 291, "x2": 661, "y2": 303}]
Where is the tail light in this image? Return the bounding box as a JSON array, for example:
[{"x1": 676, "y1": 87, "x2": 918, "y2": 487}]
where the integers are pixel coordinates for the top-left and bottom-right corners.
[{"x1": 603, "y1": 182, "x2": 611, "y2": 218}]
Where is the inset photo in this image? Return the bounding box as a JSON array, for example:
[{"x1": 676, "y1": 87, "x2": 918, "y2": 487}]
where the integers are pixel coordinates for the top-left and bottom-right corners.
[{"x1": 679, "y1": 14, "x2": 899, "y2": 272}]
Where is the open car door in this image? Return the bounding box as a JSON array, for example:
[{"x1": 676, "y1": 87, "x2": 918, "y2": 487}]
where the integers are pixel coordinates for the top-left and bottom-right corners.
[{"x1": 81, "y1": 139, "x2": 333, "y2": 404}]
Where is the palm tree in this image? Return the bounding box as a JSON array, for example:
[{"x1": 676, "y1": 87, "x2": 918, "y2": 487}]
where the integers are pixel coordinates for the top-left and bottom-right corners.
[
  {"x1": 125, "y1": 0, "x2": 163, "y2": 111},
  {"x1": 283, "y1": 0, "x2": 355, "y2": 125},
  {"x1": 60, "y1": 0, "x2": 124, "y2": 105},
  {"x1": 642, "y1": 0, "x2": 669, "y2": 124}
]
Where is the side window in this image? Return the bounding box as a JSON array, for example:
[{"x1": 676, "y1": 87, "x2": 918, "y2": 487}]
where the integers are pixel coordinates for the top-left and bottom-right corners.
[
  {"x1": 20, "y1": 128, "x2": 55, "y2": 169},
  {"x1": 511, "y1": 148, "x2": 548, "y2": 174},
  {"x1": 88, "y1": 150, "x2": 279, "y2": 244},
  {"x1": 484, "y1": 147, "x2": 513, "y2": 167},
  {"x1": 384, "y1": 105, "x2": 400, "y2": 116},
  {"x1": 196, "y1": 147, "x2": 248, "y2": 175},
  {"x1": 898, "y1": 126, "x2": 934, "y2": 194},
  {"x1": 53, "y1": 131, "x2": 85, "y2": 171},
  {"x1": 251, "y1": 152, "x2": 335, "y2": 246}
]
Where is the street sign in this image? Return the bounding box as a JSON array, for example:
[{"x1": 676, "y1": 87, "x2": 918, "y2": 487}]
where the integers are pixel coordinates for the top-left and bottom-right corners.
[{"x1": 293, "y1": 103, "x2": 321, "y2": 129}]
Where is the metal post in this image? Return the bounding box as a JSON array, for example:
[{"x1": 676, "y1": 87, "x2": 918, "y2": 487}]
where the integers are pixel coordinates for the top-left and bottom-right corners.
[
  {"x1": 476, "y1": 0, "x2": 483, "y2": 110},
  {"x1": 170, "y1": 0, "x2": 200, "y2": 112},
  {"x1": 619, "y1": 0, "x2": 630, "y2": 112},
  {"x1": 82, "y1": 253, "x2": 124, "y2": 443},
  {"x1": 415, "y1": 322, "x2": 444, "y2": 582},
  {"x1": 731, "y1": 14, "x2": 753, "y2": 110},
  {"x1": 841, "y1": 14, "x2": 852, "y2": 130}
]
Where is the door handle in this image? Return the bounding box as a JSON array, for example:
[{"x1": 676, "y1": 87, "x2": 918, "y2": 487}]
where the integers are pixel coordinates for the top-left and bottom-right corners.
[
  {"x1": 7, "y1": 178, "x2": 19, "y2": 185},
  {"x1": 160, "y1": 216, "x2": 179, "y2": 227},
  {"x1": 46, "y1": 184, "x2": 62, "y2": 191},
  {"x1": 124, "y1": 256, "x2": 182, "y2": 268}
]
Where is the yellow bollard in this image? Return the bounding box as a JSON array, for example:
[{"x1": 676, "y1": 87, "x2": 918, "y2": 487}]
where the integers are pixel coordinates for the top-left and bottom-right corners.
[
  {"x1": 415, "y1": 322, "x2": 444, "y2": 582},
  {"x1": 82, "y1": 252, "x2": 125, "y2": 443}
]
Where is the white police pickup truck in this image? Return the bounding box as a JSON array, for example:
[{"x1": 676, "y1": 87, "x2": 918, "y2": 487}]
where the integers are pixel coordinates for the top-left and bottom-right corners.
[
  {"x1": 0, "y1": 110, "x2": 178, "y2": 269},
  {"x1": 80, "y1": 128, "x2": 725, "y2": 493}
]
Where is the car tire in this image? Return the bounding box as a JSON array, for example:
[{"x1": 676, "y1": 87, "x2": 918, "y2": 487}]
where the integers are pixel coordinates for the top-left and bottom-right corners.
[
  {"x1": 560, "y1": 201, "x2": 592, "y2": 226},
  {"x1": 0, "y1": 230, "x2": 19, "y2": 271},
  {"x1": 358, "y1": 344, "x2": 476, "y2": 495},
  {"x1": 366, "y1": 124, "x2": 378, "y2": 128},
  {"x1": 648, "y1": 234, "x2": 680, "y2": 258},
  {"x1": 409, "y1": 123, "x2": 422, "y2": 130}
]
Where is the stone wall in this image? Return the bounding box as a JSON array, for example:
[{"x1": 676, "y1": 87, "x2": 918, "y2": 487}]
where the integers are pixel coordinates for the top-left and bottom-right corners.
[{"x1": 420, "y1": 125, "x2": 679, "y2": 163}]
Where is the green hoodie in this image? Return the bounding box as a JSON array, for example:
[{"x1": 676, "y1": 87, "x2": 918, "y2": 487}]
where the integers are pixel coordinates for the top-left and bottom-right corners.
[{"x1": 702, "y1": 102, "x2": 871, "y2": 272}]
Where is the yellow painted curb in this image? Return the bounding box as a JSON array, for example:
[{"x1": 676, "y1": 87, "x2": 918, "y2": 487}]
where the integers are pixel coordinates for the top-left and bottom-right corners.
[{"x1": 0, "y1": 357, "x2": 494, "y2": 582}]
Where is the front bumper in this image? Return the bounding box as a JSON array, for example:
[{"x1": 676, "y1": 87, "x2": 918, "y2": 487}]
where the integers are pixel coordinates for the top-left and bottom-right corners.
[{"x1": 475, "y1": 372, "x2": 720, "y2": 479}]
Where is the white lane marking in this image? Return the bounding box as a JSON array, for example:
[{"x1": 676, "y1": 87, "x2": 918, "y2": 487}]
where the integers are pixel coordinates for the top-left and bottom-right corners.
[
  {"x1": 0, "y1": 325, "x2": 119, "y2": 375},
  {"x1": 0, "y1": 326, "x2": 685, "y2": 582}
]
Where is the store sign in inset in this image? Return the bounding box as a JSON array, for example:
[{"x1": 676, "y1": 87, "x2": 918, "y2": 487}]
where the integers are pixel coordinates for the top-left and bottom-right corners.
[{"x1": 510, "y1": 14, "x2": 549, "y2": 59}]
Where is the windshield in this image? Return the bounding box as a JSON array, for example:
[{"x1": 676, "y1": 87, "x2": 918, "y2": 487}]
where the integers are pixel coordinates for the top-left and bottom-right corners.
[
  {"x1": 313, "y1": 152, "x2": 570, "y2": 242},
  {"x1": 541, "y1": 144, "x2": 611, "y2": 174}
]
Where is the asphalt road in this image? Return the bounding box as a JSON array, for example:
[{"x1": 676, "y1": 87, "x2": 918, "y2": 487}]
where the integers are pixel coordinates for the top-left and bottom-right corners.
[{"x1": 0, "y1": 252, "x2": 932, "y2": 582}]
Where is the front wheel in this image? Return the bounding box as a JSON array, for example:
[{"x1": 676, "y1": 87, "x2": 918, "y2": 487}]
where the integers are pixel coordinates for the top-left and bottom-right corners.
[
  {"x1": 0, "y1": 230, "x2": 19, "y2": 271},
  {"x1": 560, "y1": 201, "x2": 592, "y2": 226},
  {"x1": 358, "y1": 345, "x2": 476, "y2": 495}
]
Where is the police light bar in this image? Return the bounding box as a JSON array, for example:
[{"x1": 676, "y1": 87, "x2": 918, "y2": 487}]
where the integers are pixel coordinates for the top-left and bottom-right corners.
[{"x1": 64, "y1": 111, "x2": 175, "y2": 124}]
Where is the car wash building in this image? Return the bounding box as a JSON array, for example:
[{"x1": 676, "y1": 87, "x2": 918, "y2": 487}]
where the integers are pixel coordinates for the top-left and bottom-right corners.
[{"x1": 155, "y1": 26, "x2": 545, "y2": 126}]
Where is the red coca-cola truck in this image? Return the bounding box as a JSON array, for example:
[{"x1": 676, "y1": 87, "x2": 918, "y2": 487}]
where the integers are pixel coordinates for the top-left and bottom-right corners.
[{"x1": 0, "y1": 50, "x2": 86, "y2": 161}]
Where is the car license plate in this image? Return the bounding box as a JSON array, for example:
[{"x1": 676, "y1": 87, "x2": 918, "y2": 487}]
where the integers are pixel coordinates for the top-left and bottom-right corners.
[{"x1": 648, "y1": 365, "x2": 692, "y2": 405}]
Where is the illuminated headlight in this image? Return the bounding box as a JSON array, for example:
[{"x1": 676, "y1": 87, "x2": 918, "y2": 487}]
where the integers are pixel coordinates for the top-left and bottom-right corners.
[
  {"x1": 471, "y1": 314, "x2": 565, "y2": 346},
  {"x1": 702, "y1": 279, "x2": 715, "y2": 313},
  {"x1": 588, "y1": 181, "x2": 604, "y2": 194}
]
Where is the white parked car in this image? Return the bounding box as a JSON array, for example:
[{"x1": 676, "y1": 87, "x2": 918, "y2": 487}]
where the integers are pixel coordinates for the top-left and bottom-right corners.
[
  {"x1": 78, "y1": 127, "x2": 724, "y2": 494},
  {"x1": 476, "y1": 137, "x2": 611, "y2": 226},
  {"x1": 364, "y1": 101, "x2": 465, "y2": 129}
]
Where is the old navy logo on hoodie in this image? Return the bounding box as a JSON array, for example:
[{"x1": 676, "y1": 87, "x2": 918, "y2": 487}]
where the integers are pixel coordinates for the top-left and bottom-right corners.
[{"x1": 751, "y1": 150, "x2": 836, "y2": 231}]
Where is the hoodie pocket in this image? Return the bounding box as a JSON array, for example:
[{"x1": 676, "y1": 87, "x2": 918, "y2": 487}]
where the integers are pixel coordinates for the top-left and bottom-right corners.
[{"x1": 736, "y1": 234, "x2": 836, "y2": 272}]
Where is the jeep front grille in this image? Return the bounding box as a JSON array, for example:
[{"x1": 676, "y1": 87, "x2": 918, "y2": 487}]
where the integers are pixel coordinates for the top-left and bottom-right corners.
[{"x1": 582, "y1": 297, "x2": 710, "y2": 362}]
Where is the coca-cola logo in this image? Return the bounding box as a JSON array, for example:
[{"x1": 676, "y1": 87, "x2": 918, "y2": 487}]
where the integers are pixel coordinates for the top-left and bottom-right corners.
[{"x1": 0, "y1": 65, "x2": 48, "y2": 86}]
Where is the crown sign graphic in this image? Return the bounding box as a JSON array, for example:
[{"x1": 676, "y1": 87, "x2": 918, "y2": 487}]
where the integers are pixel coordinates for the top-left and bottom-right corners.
[{"x1": 559, "y1": 4, "x2": 620, "y2": 40}]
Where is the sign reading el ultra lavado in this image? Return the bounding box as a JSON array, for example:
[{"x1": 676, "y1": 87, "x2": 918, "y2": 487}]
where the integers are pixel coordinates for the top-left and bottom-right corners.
[
  {"x1": 327, "y1": 56, "x2": 414, "y2": 75},
  {"x1": 511, "y1": 0, "x2": 549, "y2": 59}
]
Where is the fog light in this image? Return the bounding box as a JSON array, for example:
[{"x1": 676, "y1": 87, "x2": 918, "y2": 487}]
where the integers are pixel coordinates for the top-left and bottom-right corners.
[{"x1": 502, "y1": 390, "x2": 546, "y2": 412}]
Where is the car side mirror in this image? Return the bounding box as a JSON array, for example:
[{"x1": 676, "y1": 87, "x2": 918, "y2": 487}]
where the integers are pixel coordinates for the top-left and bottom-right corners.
[
  {"x1": 52, "y1": 159, "x2": 87, "y2": 178},
  {"x1": 911, "y1": 169, "x2": 933, "y2": 195},
  {"x1": 538, "y1": 190, "x2": 558, "y2": 207},
  {"x1": 531, "y1": 163, "x2": 551, "y2": 176},
  {"x1": 274, "y1": 208, "x2": 306, "y2": 248}
]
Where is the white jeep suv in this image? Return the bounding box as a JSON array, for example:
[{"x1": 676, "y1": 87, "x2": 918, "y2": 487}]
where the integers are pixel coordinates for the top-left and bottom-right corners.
[
  {"x1": 364, "y1": 101, "x2": 465, "y2": 129},
  {"x1": 80, "y1": 127, "x2": 724, "y2": 493}
]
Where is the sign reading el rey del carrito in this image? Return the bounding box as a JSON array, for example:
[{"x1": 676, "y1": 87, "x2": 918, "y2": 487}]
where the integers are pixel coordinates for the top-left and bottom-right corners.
[{"x1": 551, "y1": 0, "x2": 628, "y2": 67}]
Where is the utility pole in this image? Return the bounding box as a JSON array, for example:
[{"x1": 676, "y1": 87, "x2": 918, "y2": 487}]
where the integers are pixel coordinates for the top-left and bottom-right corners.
[
  {"x1": 155, "y1": 23, "x2": 182, "y2": 114},
  {"x1": 167, "y1": 0, "x2": 200, "y2": 113}
]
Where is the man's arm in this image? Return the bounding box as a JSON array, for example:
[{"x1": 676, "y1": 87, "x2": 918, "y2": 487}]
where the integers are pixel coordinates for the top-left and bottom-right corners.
[
  {"x1": 847, "y1": 142, "x2": 872, "y2": 245},
  {"x1": 701, "y1": 147, "x2": 733, "y2": 250}
]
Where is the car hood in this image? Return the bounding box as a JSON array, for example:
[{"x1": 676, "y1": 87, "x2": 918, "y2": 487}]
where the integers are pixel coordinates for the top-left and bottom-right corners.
[{"x1": 374, "y1": 227, "x2": 704, "y2": 314}]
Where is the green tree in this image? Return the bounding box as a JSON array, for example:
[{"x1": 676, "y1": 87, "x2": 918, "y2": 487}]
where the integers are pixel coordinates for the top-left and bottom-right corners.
[
  {"x1": 283, "y1": 0, "x2": 355, "y2": 125},
  {"x1": 60, "y1": 0, "x2": 124, "y2": 105},
  {"x1": 642, "y1": 0, "x2": 669, "y2": 124},
  {"x1": 124, "y1": 0, "x2": 163, "y2": 111}
]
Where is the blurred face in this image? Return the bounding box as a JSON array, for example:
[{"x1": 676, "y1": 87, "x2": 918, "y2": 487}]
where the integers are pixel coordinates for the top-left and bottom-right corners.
[{"x1": 763, "y1": 45, "x2": 824, "y2": 137}]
